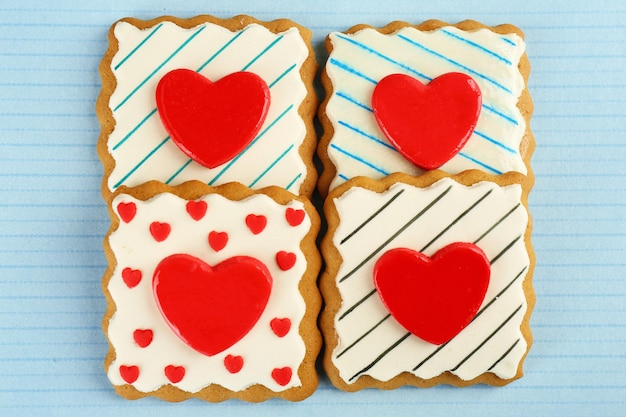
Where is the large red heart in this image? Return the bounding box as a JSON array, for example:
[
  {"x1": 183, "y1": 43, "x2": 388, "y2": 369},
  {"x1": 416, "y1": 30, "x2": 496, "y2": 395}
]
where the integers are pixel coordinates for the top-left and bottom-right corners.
[
  {"x1": 153, "y1": 254, "x2": 272, "y2": 356},
  {"x1": 372, "y1": 72, "x2": 482, "y2": 170},
  {"x1": 373, "y1": 243, "x2": 490, "y2": 345},
  {"x1": 156, "y1": 69, "x2": 270, "y2": 168}
]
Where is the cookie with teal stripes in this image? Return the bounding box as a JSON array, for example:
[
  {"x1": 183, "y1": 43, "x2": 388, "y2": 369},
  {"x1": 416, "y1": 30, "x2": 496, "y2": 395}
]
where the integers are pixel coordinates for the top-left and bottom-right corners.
[
  {"x1": 103, "y1": 181, "x2": 321, "y2": 401},
  {"x1": 320, "y1": 171, "x2": 535, "y2": 389},
  {"x1": 97, "y1": 15, "x2": 318, "y2": 198},
  {"x1": 318, "y1": 20, "x2": 534, "y2": 195}
]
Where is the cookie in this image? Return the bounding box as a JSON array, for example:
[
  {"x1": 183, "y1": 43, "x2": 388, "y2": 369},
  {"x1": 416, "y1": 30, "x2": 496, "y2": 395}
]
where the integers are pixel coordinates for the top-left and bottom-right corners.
[
  {"x1": 97, "y1": 15, "x2": 318, "y2": 198},
  {"x1": 318, "y1": 20, "x2": 534, "y2": 195},
  {"x1": 102, "y1": 181, "x2": 321, "y2": 401},
  {"x1": 320, "y1": 171, "x2": 535, "y2": 390}
]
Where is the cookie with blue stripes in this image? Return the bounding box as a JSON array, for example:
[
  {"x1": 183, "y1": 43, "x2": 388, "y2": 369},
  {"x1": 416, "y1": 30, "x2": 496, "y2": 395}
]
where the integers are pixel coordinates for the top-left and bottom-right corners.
[
  {"x1": 97, "y1": 15, "x2": 318, "y2": 198},
  {"x1": 320, "y1": 171, "x2": 535, "y2": 389},
  {"x1": 318, "y1": 20, "x2": 534, "y2": 195}
]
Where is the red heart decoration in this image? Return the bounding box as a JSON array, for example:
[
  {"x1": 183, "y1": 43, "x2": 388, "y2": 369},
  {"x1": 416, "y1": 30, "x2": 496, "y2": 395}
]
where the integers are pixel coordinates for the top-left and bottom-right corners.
[
  {"x1": 117, "y1": 202, "x2": 136, "y2": 223},
  {"x1": 149, "y1": 222, "x2": 171, "y2": 242},
  {"x1": 119, "y1": 365, "x2": 139, "y2": 384},
  {"x1": 245, "y1": 214, "x2": 267, "y2": 235},
  {"x1": 373, "y1": 243, "x2": 490, "y2": 345},
  {"x1": 186, "y1": 200, "x2": 207, "y2": 221},
  {"x1": 372, "y1": 72, "x2": 482, "y2": 170},
  {"x1": 133, "y1": 329, "x2": 153, "y2": 348},
  {"x1": 156, "y1": 69, "x2": 270, "y2": 168},
  {"x1": 271, "y1": 367, "x2": 292, "y2": 386},
  {"x1": 275, "y1": 251, "x2": 296, "y2": 271},
  {"x1": 224, "y1": 354, "x2": 244, "y2": 374},
  {"x1": 153, "y1": 254, "x2": 272, "y2": 356},
  {"x1": 164, "y1": 365, "x2": 185, "y2": 383},
  {"x1": 270, "y1": 317, "x2": 291, "y2": 338},
  {"x1": 285, "y1": 208, "x2": 305, "y2": 227},
  {"x1": 208, "y1": 231, "x2": 228, "y2": 252},
  {"x1": 122, "y1": 267, "x2": 142, "y2": 288}
]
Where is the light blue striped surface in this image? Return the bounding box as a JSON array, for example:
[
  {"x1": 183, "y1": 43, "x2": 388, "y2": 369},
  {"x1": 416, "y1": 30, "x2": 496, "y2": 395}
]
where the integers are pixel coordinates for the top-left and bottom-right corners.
[{"x1": 1, "y1": 1, "x2": 625, "y2": 416}]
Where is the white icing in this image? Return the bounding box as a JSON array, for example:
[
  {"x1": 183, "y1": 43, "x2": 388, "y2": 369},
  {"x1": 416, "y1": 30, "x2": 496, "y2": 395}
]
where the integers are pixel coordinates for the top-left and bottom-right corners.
[
  {"x1": 107, "y1": 192, "x2": 313, "y2": 393},
  {"x1": 107, "y1": 21, "x2": 311, "y2": 194},
  {"x1": 329, "y1": 178, "x2": 530, "y2": 383},
  {"x1": 324, "y1": 26, "x2": 528, "y2": 191}
]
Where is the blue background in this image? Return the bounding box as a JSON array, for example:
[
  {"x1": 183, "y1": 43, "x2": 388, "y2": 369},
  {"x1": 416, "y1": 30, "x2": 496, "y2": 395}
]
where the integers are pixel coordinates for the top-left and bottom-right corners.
[{"x1": 1, "y1": 1, "x2": 625, "y2": 416}]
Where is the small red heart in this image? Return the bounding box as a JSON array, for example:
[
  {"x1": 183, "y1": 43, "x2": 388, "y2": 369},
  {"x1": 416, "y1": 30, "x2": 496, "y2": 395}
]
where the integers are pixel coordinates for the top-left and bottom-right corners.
[
  {"x1": 271, "y1": 367, "x2": 292, "y2": 386},
  {"x1": 372, "y1": 72, "x2": 482, "y2": 170},
  {"x1": 117, "y1": 202, "x2": 136, "y2": 223},
  {"x1": 245, "y1": 214, "x2": 267, "y2": 235},
  {"x1": 285, "y1": 208, "x2": 305, "y2": 227},
  {"x1": 153, "y1": 254, "x2": 272, "y2": 356},
  {"x1": 156, "y1": 69, "x2": 270, "y2": 168},
  {"x1": 275, "y1": 251, "x2": 296, "y2": 271},
  {"x1": 374, "y1": 243, "x2": 490, "y2": 345},
  {"x1": 119, "y1": 365, "x2": 139, "y2": 384},
  {"x1": 133, "y1": 329, "x2": 153, "y2": 348},
  {"x1": 208, "y1": 231, "x2": 228, "y2": 252},
  {"x1": 270, "y1": 318, "x2": 291, "y2": 338},
  {"x1": 149, "y1": 222, "x2": 171, "y2": 242},
  {"x1": 121, "y1": 267, "x2": 142, "y2": 288},
  {"x1": 186, "y1": 200, "x2": 207, "y2": 221},
  {"x1": 224, "y1": 354, "x2": 244, "y2": 374},
  {"x1": 164, "y1": 365, "x2": 185, "y2": 383}
]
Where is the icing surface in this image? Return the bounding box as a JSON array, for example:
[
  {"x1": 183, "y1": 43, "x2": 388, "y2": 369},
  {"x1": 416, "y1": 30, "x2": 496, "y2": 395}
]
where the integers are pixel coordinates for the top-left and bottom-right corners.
[
  {"x1": 325, "y1": 26, "x2": 527, "y2": 190},
  {"x1": 107, "y1": 192, "x2": 312, "y2": 392},
  {"x1": 330, "y1": 178, "x2": 529, "y2": 383},
  {"x1": 107, "y1": 21, "x2": 310, "y2": 193}
]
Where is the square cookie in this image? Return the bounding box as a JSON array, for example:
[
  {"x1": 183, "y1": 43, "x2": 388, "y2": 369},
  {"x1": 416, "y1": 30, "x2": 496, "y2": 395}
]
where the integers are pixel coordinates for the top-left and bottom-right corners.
[
  {"x1": 97, "y1": 15, "x2": 318, "y2": 198},
  {"x1": 103, "y1": 181, "x2": 321, "y2": 401},
  {"x1": 318, "y1": 20, "x2": 534, "y2": 194},
  {"x1": 320, "y1": 172, "x2": 535, "y2": 389}
]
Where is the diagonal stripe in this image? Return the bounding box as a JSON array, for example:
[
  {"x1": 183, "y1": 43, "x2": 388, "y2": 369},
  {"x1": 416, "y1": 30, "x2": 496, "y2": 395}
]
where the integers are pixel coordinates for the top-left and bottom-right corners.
[
  {"x1": 285, "y1": 172, "x2": 302, "y2": 191},
  {"x1": 248, "y1": 144, "x2": 294, "y2": 187},
  {"x1": 114, "y1": 23, "x2": 164, "y2": 70},
  {"x1": 349, "y1": 332, "x2": 412, "y2": 381},
  {"x1": 441, "y1": 29, "x2": 513, "y2": 65},
  {"x1": 397, "y1": 34, "x2": 513, "y2": 94},
  {"x1": 208, "y1": 105, "x2": 293, "y2": 185},
  {"x1": 269, "y1": 63, "x2": 297, "y2": 88},
  {"x1": 330, "y1": 143, "x2": 390, "y2": 176},
  {"x1": 338, "y1": 185, "x2": 452, "y2": 283},
  {"x1": 338, "y1": 289, "x2": 377, "y2": 321},
  {"x1": 473, "y1": 130, "x2": 518, "y2": 154},
  {"x1": 474, "y1": 203, "x2": 521, "y2": 244},
  {"x1": 242, "y1": 35, "x2": 284, "y2": 71},
  {"x1": 165, "y1": 158, "x2": 192, "y2": 184},
  {"x1": 488, "y1": 338, "x2": 521, "y2": 371},
  {"x1": 340, "y1": 189, "x2": 405, "y2": 245},
  {"x1": 482, "y1": 103, "x2": 519, "y2": 126},
  {"x1": 329, "y1": 58, "x2": 378, "y2": 85},
  {"x1": 490, "y1": 235, "x2": 523, "y2": 265},
  {"x1": 336, "y1": 91, "x2": 373, "y2": 112},
  {"x1": 458, "y1": 152, "x2": 503, "y2": 175},
  {"x1": 111, "y1": 108, "x2": 157, "y2": 151},
  {"x1": 113, "y1": 25, "x2": 207, "y2": 112},
  {"x1": 196, "y1": 29, "x2": 246, "y2": 72},
  {"x1": 335, "y1": 33, "x2": 431, "y2": 82},
  {"x1": 337, "y1": 314, "x2": 391, "y2": 358},
  {"x1": 112, "y1": 136, "x2": 170, "y2": 188},
  {"x1": 338, "y1": 120, "x2": 396, "y2": 150}
]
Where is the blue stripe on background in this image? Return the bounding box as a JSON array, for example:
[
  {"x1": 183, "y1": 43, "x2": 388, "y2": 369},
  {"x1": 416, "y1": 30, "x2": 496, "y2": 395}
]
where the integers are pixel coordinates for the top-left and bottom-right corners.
[
  {"x1": 112, "y1": 25, "x2": 207, "y2": 112},
  {"x1": 335, "y1": 34, "x2": 432, "y2": 82},
  {"x1": 397, "y1": 34, "x2": 513, "y2": 94},
  {"x1": 113, "y1": 23, "x2": 164, "y2": 70},
  {"x1": 441, "y1": 29, "x2": 512, "y2": 65},
  {"x1": 330, "y1": 143, "x2": 389, "y2": 175}
]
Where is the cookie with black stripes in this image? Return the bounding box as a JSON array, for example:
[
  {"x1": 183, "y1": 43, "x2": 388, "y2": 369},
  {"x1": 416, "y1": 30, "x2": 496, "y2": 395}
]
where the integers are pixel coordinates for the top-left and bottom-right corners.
[
  {"x1": 103, "y1": 181, "x2": 321, "y2": 401},
  {"x1": 317, "y1": 20, "x2": 534, "y2": 195},
  {"x1": 97, "y1": 15, "x2": 318, "y2": 199},
  {"x1": 320, "y1": 171, "x2": 535, "y2": 389}
]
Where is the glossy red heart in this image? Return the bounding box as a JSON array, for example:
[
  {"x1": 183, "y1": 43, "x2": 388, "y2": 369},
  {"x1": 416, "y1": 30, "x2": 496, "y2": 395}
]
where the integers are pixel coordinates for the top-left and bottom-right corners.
[
  {"x1": 271, "y1": 367, "x2": 292, "y2": 386},
  {"x1": 224, "y1": 354, "x2": 244, "y2": 374},
  {"x1": 117, "y1": 202, "x2": 136, "y2": 223},
  {"x1": 186, "y1": 200, "x2": 207, "y2": 221},
  {"x1": 270, "y1": 317, "x2": 291, "y2": 338},
  {"x1": 122, "y1": 267, "x2": 142, "y2": 288},
  {"x1": 119, "y1": 365, "x2": 139, "y2": 384},
  {"x1": 373, "y1": 243, "x2": 490, "y2": 345},
  {"x1": 285, "y1": 208, "x2": 305, "y2": 227},
  {"x1": 372, "y1": 72, "x2": 482, "y2": 170},
  {"x1": 208, "y1": 231, "x2": 228, "y2": 252},
  {"x1": 153, "y1": 254, "x2": 272, "y2": 356},
  {"x1": 149, "y1": 221, "x2": 170, "y2": 242},
  {"x1": 133, "y1": 329, "x2": 153, "y2": 348},
  {"x1": 164, "y1": 365, "x2": 185, "y2": 383},
  {"x1": 275, "y1": 251, "x2": 296, "y2": 271},
  {"x1": 245, "y1": 214, "x2": 267, "y2": 235},
  {"x1": 156, "y1": 69, "x2": 270, "y2": 168}
]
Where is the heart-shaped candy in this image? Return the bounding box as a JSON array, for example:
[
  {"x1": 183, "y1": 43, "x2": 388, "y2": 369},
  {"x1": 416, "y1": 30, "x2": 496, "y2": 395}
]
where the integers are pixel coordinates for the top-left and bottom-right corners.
[
  {"x1": 372, "y1": 72, "x2": 482, "y2": 170},
  {"x1": 156, "y1": 69, "x2": 270, "y2": 168},
  {"x1": 373, "y1": 243, "x2": 490, "y2": 345},
  {"x1": 153, "y1": 254, "x2": 272, "y2": 356}
]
